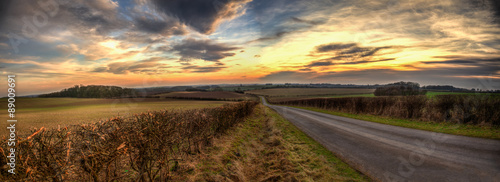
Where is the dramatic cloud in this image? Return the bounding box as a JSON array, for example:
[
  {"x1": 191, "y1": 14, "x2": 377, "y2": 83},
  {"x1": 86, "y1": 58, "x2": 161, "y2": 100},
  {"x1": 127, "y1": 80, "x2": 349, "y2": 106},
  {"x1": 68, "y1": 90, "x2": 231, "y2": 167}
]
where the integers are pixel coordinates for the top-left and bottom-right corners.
[
  {"x1": 315, "y1": 43, "x2": 358, "y2": 53},
  {"x1": 260, "y1": 65, "x2": 500, "y2": 89},
  {"x1": 425, "y1": 57, "x2": 500, "y2": 65},
  {"x1": 305, "y1": 42, "x2": 396, "y2": 67},
  {"x1": 0, "y1": 0, "x2": 13, "y2": 26},
  {"x1": 151, "y1": 0, "x2": 251, "y2": 34},
  {"x1": 92, "y1": 57, "x2": 169, "y2": 74},
  {"x1": 182, "y1": 65, "x2": 227, "y2": 73},
  {"x1": 290, "y1": 17, "x2": 322, "y2": 25},
  {"x1": 307, "y1": 61, "x2": 334, "y2": 67},
  {"x1": 307, "y1": 58, "x2": 396, "y2": 67},
  {"x1": 1, "y1": 0, "x2": 500, "y2": 96},
  {"x1": 313, "y1": 42, "x2": 392, "y2": 57},
  {"x1": 171, "y1": 38, "x2": 240, "y2": 62},
  {"x1": 133, "y1": 16, "x2": 187, "y2": 36},
  {"x1": 248, "y1": 16, "x2": 324, "y2": 43},
  {"x1": 248, "y1": 31, "x2": 292, "y2": 43}
]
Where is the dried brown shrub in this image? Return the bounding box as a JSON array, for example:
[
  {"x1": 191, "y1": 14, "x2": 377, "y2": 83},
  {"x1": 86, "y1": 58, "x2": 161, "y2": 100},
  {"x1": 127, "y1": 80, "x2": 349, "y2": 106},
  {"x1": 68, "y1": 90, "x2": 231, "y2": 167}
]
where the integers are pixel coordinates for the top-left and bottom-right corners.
[{"x1": 1, "y1": 101, "x2": 258, "y2": 181}]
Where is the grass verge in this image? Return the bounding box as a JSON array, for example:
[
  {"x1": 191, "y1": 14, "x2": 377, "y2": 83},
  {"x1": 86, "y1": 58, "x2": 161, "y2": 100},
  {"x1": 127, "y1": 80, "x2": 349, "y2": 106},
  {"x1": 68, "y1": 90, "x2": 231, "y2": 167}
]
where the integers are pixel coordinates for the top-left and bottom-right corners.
[
  {"x1": 288, "y1": 106, "x2": 500, "y2": 140},
  {"x1": 171, "y1": 105, "x2": 368, "y2": 181}
]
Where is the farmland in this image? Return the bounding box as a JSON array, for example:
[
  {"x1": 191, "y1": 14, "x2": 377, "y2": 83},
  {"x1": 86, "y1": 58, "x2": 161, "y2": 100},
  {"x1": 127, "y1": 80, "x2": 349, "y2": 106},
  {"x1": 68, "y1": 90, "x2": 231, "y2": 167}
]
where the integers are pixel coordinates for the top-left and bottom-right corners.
[
  {"x1": 0, "y1": 98, "x2": 231, "y2": 136},
  {"x1": 0, "y1": 98, "x2": 367, "y2": 181},
  {"x1": 155, "y1": 91, "x2": 257, "y2": 101},
  {"x1": 246, "y1": 88, "x2": 375, "y2": 97},
  {"x1": 248, "y1": 88, "x2": 500, "y2": 103},
  {"x1": 246, "y1": 88, "x2": 375, "y2": 103}
]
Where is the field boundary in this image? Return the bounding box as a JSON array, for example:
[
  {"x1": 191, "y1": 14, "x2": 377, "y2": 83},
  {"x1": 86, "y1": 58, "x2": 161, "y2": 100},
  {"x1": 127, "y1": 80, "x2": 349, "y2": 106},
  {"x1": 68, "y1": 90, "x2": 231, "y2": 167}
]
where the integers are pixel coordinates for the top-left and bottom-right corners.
[{"x1": 284, "y1": 105, "x2": 500, "y2": 139}]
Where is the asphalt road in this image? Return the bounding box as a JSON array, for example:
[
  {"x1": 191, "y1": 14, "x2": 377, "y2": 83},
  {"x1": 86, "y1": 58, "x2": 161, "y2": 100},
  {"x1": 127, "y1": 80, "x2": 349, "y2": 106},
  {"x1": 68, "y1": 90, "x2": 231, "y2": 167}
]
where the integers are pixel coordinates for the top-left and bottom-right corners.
[{"x1": 261, "y1": 97, "x2": 500, "y2": 182}]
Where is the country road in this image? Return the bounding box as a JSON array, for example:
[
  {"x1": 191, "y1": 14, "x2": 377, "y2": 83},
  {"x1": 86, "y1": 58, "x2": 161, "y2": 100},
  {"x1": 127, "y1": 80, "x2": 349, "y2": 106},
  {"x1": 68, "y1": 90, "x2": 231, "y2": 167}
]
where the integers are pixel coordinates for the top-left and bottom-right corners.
[{"x1": 261, "y1": 97, "x2": 500, "y2": 182}]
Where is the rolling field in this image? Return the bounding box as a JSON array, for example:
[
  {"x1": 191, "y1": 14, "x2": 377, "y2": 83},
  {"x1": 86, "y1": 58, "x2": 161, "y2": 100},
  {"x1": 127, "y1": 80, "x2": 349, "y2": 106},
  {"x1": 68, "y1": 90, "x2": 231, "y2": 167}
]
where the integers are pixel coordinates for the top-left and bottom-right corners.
[
  {"x1": 250, "y1": 89, "x2": 498, "y2": 103},
  {"x1": 156, "y1": 91, "x2": 256, "y2": 100},
  {"x1": 0, "y1": 98, "x2": 230, "y2": 136},
  {"x1": 246, "y1": 88, "x2": 375, "y2": 97},
  {"x1": 247, "y1": 88, "x2": 375, "y2": 103}
]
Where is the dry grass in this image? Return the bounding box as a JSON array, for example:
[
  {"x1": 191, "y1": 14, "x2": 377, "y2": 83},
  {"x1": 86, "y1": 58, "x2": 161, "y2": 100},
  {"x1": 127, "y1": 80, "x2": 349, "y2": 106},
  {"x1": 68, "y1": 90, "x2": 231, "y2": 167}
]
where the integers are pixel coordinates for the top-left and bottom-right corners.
[
  {"x1": 171, "y1": 105, "x2": 367, "y2": 181},
  {"x1": 0, "y1": 101, "x2": 258, "y2": 181},
  {"x1": 0, "y1": 101, "x2": 367, "y2": 181}
]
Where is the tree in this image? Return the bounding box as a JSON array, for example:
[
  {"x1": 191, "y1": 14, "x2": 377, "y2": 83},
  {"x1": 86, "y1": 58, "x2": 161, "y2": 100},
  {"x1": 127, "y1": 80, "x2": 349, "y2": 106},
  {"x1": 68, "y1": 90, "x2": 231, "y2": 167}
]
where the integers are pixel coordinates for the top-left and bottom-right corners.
[
  {"x1": 374, "y1": 81, "x2": 426, "y2": 96},
  {"x1": 39, "y1": 85, "x2": 137, "y2": 98}
]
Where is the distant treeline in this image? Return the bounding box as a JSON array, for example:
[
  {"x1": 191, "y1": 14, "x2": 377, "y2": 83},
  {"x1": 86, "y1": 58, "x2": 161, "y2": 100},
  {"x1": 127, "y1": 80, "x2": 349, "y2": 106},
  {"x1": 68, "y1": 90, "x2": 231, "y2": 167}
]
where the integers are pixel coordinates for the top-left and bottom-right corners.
[{"x1": 38, "y1": 85, "x2": 137, "y2": 98}]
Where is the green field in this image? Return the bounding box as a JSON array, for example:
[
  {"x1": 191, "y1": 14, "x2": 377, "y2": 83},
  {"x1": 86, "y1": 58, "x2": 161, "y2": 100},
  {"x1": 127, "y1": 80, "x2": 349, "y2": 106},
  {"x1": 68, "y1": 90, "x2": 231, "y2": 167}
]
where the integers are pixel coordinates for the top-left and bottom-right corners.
[
  {"x1": 155, "y1": 91, "x2": 256, "y2": 100},
  {"x1": 308, "y1": 92, "x2": 496, "y2": 98},
  {"x1": 251, "y1": 88, "x2": 498, "y2": 102},
  {"x1": 425, "y1": 91, "x2": 500, "y2": 97},
  {"x1": 0, "y1": 98, "x2": 230, "y2": 136}
]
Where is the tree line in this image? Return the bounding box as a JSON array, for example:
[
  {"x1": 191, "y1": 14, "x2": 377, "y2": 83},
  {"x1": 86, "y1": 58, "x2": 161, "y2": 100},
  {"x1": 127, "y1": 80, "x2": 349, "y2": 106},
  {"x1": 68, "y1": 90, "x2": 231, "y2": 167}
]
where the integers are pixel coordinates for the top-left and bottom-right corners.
[
  {"x1": 374, "y1": 81, "x2": 427, "y2": 96},
  {"x1": 38, "y1": 85, "x2": 137, "y2": 98}
]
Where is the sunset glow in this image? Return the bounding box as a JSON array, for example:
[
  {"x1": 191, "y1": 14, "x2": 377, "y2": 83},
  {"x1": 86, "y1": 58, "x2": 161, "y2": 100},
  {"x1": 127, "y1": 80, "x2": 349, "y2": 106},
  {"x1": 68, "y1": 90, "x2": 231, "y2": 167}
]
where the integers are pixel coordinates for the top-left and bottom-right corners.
[{"x1": 1, "y1": 0, "x2": 499, "y2": 95}]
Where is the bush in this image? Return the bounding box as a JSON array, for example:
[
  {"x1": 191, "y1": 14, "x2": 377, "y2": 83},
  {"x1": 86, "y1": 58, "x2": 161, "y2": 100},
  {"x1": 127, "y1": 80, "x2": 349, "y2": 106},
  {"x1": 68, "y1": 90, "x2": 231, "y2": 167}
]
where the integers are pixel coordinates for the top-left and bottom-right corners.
[{"x1": 1, "y1": 101, "x2": 258, "y2": 181}]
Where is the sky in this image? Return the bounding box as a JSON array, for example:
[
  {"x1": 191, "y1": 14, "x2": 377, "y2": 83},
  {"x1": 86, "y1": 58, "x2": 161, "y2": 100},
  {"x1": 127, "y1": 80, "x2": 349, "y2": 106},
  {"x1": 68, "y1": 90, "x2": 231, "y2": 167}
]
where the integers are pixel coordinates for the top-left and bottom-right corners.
[{"x1": 0, "y1": 0, "x2": 499, "y2": 96}]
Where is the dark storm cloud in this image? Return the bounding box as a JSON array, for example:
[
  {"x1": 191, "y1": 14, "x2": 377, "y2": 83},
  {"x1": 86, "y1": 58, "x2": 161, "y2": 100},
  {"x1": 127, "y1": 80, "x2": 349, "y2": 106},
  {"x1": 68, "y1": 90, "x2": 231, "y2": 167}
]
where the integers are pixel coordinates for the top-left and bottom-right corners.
[
  {"x1": 0, "y1": 0, "x2": 13, "y2": 26},
  {"x1": 67, "y1": 6, "x2": 111, "y2": 31},
  {"x1": 0, "y1": 0, "x2": 127, "y2": 41},
  {"x1": 491, "y1": 0, "x2": 500, "y2": 22},
  {"x1": 150, "y1": 0, "x2": 251, "y2": 34},
  {"x1": 133, "y1": 17, "x2": 186, "y2": 36},
  {"x1": 171, "y1": 38, "x2": 240, "y2": 62},
  {"x1": 54, "y1": 0, "x2": 126, "y2": 34}
]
